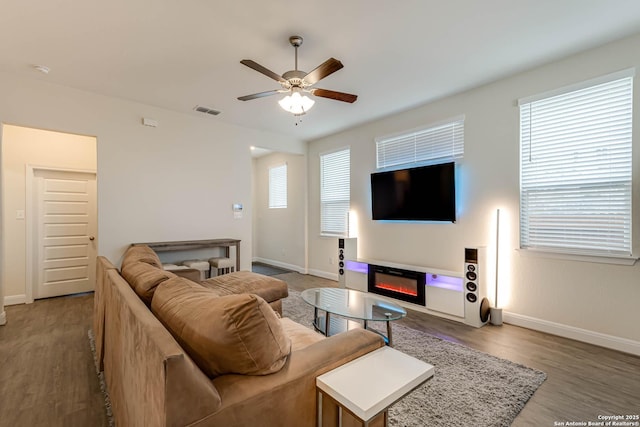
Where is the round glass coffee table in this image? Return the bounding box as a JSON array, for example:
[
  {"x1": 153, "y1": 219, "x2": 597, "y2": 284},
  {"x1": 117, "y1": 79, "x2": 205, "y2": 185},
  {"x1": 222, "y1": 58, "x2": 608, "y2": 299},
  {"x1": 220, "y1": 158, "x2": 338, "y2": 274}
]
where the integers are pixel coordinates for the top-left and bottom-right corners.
[{"x1": 300, "y1": 287, "x2": 407, "y2": 346}]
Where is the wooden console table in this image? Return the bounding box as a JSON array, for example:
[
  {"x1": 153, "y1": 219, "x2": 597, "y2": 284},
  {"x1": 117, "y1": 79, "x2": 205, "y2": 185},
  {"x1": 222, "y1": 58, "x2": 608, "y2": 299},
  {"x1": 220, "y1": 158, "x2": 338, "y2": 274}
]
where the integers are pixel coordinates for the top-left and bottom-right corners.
[{"x1": 132, "y1": 238, "x2": 241, "y2": 271}]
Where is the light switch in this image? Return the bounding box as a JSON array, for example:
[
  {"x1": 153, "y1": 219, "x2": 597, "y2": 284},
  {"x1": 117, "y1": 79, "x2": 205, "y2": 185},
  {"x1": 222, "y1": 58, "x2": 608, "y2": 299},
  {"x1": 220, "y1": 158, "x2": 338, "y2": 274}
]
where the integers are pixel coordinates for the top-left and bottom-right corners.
[{"x1": 16, "y1": 210, "x2": 25, "y2": 220}]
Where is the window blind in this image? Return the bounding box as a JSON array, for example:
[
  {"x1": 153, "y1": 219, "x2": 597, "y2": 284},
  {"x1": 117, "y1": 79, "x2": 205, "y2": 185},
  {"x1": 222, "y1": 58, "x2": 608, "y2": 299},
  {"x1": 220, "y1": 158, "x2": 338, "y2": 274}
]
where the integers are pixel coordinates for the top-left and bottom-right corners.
[
  {"x1": 375, "y1": 117, "x2": 464, "y2": 169},
  {"x1": 519, "y1": 74, "x2": 633, "y2": 257},
  {"x1": 320, "y1": 148, "x2": 350, "y2": 236},
  {"x1": 268, "y1": 164, "x2": 287, "y2": 209}
]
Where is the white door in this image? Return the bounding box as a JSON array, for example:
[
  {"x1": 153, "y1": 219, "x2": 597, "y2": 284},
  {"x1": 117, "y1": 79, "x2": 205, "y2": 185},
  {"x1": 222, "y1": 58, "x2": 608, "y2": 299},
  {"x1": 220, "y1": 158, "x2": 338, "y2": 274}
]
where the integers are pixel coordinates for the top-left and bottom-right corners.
[{"x1": 33, "y1": 169, "x2": 97, "y2": 299}]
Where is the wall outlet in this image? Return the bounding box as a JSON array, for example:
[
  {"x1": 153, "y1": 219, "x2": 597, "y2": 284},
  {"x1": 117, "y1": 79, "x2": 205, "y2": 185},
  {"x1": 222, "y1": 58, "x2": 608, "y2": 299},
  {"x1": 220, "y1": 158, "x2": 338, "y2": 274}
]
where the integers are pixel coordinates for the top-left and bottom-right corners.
[
  {"x1": 16, "y1": 210, "x2": 25, "y2": 220},
  {"x1": 329, "y1": 257, "x2": 334, "y2": 265}
]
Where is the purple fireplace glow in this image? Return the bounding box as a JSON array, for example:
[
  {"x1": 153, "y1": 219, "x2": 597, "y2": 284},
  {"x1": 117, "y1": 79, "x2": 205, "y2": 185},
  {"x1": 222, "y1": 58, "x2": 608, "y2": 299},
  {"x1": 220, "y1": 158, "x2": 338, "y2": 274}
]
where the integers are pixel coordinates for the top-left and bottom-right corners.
[{"x1": 368, "y1": 264, "x2": 426, "y2": 306}]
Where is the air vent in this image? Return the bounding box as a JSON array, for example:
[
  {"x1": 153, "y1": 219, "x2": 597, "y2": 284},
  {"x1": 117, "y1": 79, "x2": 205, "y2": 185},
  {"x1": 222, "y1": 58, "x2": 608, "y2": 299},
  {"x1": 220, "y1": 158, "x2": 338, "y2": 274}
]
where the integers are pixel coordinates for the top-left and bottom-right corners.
[{"x1": 194, "y1": 105, "x2": 221, "y2": 116}]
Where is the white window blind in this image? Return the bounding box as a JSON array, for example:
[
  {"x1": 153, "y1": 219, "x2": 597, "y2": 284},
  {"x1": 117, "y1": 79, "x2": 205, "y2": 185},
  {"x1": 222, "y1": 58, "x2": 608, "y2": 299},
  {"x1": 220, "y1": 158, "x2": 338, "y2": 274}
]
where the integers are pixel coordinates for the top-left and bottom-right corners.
[
  {"x1": 375, "y1": 117, "x2": 464, "y2": 169},
  {"x1": 268, "y1": 164, "x2": 287, "y2": 209},
  {"x1": 519, "y1": 72, "x2": 633, "y2": 257},
  {"x1": 320, "y1": 148, "x2": 350, "y2": 236}
]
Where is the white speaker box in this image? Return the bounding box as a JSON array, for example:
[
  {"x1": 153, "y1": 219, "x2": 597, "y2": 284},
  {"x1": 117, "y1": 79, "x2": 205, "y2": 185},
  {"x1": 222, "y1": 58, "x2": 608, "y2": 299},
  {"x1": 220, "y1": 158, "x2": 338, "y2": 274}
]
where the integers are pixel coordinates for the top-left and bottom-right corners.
[
  {"x1": 338, "y1": 238, "x2": 357, "y2": 288},
  {"x1": 464, "y1": 247, "x2": 490, "y2": 328}
]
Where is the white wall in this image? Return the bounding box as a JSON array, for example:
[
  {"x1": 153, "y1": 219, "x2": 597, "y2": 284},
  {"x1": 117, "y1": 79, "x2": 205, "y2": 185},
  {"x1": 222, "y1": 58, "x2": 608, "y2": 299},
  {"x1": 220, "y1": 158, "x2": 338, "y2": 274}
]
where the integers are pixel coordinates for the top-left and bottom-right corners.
[
  {"x1": 1, "y1": 125, "x2": 97, "y2": 302},
  {"x1": 252, "y1": 151, "x2": 307, "y2": 272},
  {"x1": 307, "y1": 33, "x2": 640, "y2": 353},
  {"x1": 0, "y1": 71, "x2": 304, "y2": 303}
]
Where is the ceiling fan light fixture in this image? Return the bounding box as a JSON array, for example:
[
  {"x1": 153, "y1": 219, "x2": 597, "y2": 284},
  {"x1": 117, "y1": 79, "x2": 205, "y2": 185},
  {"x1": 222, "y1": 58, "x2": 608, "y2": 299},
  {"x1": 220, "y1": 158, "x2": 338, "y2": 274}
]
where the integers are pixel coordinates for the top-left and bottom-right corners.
[
  {"x1": 278, "y1": 90, "x2": 315, "y2": 116},
  {"x1": 238, "y1": 35, "x2": 356, "y2": 116}
]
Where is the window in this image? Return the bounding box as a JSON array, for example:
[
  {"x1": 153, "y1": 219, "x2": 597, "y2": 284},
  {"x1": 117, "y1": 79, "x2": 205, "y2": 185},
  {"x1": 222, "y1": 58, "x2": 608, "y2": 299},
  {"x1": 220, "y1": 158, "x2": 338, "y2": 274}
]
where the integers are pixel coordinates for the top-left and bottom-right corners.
[
  {"x1": 519, "y1": 71, "x2": 633, "y2": 258},
  {"x1": 268, "y1": 164, "x2": 287, "y2": 209},
  {"x1": 320, "y1": 148, "x2": 350, "y2": 236},
  {"x1": 375, "y1": 116, "x2": 464, "y2": 169}
]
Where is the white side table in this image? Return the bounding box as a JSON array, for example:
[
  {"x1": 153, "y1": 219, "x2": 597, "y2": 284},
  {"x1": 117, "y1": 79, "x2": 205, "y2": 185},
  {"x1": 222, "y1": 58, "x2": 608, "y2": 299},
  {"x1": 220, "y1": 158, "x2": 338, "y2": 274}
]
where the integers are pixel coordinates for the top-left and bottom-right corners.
[{"x1": 316, "y1": 346, "x2": 434, "y2": 427}]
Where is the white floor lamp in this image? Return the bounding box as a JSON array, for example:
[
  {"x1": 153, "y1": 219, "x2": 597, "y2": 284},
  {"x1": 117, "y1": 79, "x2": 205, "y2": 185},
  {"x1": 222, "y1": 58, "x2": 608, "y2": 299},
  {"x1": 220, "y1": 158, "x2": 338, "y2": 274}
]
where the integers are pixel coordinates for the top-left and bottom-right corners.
[{"x1": 490, "y1": 208, "x2": 503, "y2": 326}]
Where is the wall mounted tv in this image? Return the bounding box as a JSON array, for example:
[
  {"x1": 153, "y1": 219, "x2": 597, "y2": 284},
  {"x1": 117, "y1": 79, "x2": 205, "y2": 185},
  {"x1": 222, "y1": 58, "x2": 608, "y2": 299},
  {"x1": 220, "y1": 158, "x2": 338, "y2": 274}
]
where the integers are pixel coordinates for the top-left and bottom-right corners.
[{"x1": 371, "y1": 162, "x2": 456, "y2": 222}]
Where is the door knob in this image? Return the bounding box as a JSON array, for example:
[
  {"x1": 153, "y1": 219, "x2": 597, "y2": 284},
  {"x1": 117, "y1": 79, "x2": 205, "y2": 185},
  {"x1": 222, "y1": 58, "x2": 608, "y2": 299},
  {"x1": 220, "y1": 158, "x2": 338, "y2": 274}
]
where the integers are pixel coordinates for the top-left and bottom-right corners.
[{"x1": 89, "y1": 236, "x2": 95, "y2": 241}]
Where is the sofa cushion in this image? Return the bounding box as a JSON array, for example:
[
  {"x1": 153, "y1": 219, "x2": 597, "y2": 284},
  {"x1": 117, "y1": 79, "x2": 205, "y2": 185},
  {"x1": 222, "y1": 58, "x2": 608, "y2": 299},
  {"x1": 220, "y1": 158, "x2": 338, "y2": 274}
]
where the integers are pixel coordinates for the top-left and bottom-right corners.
[
  {"x1": 121, "y1": 245, "x2": 163, "y2": 269},
  {"x1": 151, "y1": 277, "x2": 291, "y2": 378},
  {"x1": 279, "y1": 317, "x2": 325, "y2": 351},
  {"x1": 121, "y1": 261, "x2": 176, "y2": 305},
  {"x1": 201, "y1": 271, "x2": 288, "y2": 303}
]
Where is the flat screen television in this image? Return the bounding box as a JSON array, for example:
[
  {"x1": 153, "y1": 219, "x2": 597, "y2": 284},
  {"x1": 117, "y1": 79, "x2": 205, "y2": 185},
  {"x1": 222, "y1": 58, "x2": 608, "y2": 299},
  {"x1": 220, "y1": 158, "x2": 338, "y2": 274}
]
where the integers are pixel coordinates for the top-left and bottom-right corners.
[{"x1": 371, "y1": 162, "x2": 456, "y2": 222}]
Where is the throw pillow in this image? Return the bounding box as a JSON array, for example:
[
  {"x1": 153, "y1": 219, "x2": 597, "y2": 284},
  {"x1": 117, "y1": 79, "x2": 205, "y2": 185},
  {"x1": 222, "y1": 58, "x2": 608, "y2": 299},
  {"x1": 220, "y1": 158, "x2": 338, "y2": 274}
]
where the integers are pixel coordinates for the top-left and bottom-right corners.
[
  {"x1": 121, "y1": 261, "x2": 176, "y2": 305},
  {"x1": 151, "y1": 277, "x2": 291, "y2": 378},
  {"x1": 121, "y1": 245, "x2": 163, "y2": 269}
]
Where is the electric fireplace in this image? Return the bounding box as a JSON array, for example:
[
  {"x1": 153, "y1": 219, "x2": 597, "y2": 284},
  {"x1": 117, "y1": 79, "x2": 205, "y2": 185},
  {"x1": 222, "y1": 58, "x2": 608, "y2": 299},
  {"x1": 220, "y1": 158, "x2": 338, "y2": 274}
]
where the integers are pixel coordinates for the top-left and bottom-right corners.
[{"x1": 368, "y1": 264, "x2": 426, "y2": 306}]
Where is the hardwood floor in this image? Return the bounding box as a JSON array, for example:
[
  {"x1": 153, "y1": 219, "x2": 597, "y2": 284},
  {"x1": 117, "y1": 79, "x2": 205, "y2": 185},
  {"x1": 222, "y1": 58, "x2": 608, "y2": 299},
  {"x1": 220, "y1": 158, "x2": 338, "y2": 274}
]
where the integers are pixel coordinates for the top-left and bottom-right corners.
[
  {"x1": 0, "y1": 293, "x2": 108, "y2": 427},
  {"x1": 399, "y1": 307, "x2": 640, "y2": 426},
  {"x1": 1, "y1": 272, "x2": 638, "y2": 426}
]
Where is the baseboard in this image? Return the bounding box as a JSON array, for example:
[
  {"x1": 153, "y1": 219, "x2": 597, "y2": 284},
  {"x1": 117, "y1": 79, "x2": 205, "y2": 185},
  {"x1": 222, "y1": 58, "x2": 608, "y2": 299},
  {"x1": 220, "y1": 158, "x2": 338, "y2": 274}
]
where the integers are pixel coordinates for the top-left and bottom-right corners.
[
  {"x1": 504, "y1": 311, "x2": 640, "y2": 357},
  {"x1": 252, "y1": 257, "x2": 307, "y2": 275},
  {"x1": 4, "y1": 294, "x2": 27, "y2": 306},
  {"x1": 307, "y1": 268, "x2": 338, "y2": 282},
  {"x1": 0, "y1": 310, "x2": 6, "y2": 326},
  {"x1": 252, "y1": 257, "x2": 339, "y2": 282}
]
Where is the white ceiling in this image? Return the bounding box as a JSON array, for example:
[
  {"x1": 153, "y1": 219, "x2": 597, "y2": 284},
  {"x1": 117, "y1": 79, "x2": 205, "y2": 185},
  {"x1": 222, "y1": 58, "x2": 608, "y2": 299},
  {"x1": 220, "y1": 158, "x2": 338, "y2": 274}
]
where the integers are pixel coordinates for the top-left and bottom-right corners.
[{"x1": 2, "y1": 1, "x2": 640, "y2": 142}]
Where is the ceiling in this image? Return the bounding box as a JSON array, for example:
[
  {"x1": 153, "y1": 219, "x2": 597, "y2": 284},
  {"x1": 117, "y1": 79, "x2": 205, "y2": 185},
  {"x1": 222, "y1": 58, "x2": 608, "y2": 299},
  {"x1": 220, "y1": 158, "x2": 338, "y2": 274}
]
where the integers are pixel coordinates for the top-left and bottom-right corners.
[{"x1": 2, "y1": 1, "x2": 640, "y2": 142}]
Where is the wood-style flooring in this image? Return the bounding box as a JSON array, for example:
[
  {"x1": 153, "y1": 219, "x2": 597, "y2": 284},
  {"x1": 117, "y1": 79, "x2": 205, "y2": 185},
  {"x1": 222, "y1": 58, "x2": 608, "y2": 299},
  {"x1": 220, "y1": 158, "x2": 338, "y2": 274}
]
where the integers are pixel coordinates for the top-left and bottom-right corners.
[
  {"x1": 1, "y1": 272, "x2": 639, "y2": 426},
  {"x1": 0, "y1": 292, "x2": 108, "y2": 427}
]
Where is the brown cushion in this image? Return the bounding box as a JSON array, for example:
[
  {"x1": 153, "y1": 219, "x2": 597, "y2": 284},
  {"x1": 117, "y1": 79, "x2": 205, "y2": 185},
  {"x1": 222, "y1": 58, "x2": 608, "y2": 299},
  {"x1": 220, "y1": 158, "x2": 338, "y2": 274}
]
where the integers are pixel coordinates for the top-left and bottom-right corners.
[
  {"x1": 201, "y1": 271, "x2": 288, "y2": 303},
  {"x1": 279, "y1": 317, "x2": 325, "y2": 351},
  {"x1": 121, "y1": 261, "x2": 176, "y2": 305},
  {"x1": 121, "y1": 245, "x2": 163, "y2": 269},
  {"x1": 151, "y1": 277, "x2": 291, "y2": 378}
]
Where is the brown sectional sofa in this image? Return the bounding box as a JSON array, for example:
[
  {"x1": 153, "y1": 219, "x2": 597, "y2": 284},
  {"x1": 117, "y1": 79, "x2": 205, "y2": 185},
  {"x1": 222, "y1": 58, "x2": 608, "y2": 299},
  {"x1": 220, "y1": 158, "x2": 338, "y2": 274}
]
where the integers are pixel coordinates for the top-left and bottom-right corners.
[{"x1": 94, "y1": 245, "x2": 385, "y2": 426}]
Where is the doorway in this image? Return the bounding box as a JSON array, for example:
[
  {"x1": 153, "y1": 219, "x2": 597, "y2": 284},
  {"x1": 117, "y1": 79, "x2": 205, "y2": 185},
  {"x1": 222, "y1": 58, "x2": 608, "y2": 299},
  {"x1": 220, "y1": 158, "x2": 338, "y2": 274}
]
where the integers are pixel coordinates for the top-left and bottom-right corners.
[
  {"x1": 1, "y1": 124, "x2": 97, "y2": 304},
  {"x1": 251, "y1": 149, "x2": 307, "y2": 274}
]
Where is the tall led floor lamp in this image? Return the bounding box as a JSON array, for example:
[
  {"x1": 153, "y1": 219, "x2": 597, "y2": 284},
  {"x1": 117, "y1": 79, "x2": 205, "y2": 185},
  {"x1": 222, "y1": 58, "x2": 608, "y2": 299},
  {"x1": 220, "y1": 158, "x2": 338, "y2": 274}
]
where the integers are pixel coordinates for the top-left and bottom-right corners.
[{"x1": 490, "y1": 209, "x2": 503, "y2": 326}]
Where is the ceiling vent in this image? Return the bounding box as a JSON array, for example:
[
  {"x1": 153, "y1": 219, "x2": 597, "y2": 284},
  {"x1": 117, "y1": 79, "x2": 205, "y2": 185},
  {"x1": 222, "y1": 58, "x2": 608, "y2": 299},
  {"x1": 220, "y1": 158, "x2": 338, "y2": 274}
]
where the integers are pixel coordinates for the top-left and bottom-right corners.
[{"x1": 194, "y1": 105, "x2": 221, "y2": 116}]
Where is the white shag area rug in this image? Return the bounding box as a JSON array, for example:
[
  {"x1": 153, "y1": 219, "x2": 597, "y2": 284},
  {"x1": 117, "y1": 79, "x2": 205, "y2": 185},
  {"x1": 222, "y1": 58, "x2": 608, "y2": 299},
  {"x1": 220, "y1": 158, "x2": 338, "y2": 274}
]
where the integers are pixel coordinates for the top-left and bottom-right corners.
[{"x1": 282, "y1": 288, "x2": 546, "y2": 427}]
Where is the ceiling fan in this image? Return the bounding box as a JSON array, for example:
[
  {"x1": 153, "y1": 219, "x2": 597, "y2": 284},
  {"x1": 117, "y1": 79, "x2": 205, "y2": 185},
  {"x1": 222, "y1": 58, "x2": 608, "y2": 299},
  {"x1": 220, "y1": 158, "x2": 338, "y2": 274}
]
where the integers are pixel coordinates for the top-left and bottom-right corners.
[{"x1": 237, "y1": 35, "x2": 357, "y2": 116}]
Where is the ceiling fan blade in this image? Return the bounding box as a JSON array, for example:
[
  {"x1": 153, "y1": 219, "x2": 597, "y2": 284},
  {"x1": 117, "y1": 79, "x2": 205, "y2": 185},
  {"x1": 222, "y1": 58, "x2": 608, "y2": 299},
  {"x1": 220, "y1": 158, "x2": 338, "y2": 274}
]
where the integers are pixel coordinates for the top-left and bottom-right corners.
[
  {"x1": 303, "y1": 58, "x2": 343, "y2": 85},
  {"x1": 310, "y1": 88, "x2": 358, "y2": 103},
  {"x1": 240, "y1": 60, "x2": 287, "y2": 83},
  {"x1": 237, "y1": 90, "x2": 281, "y2": 101}
]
